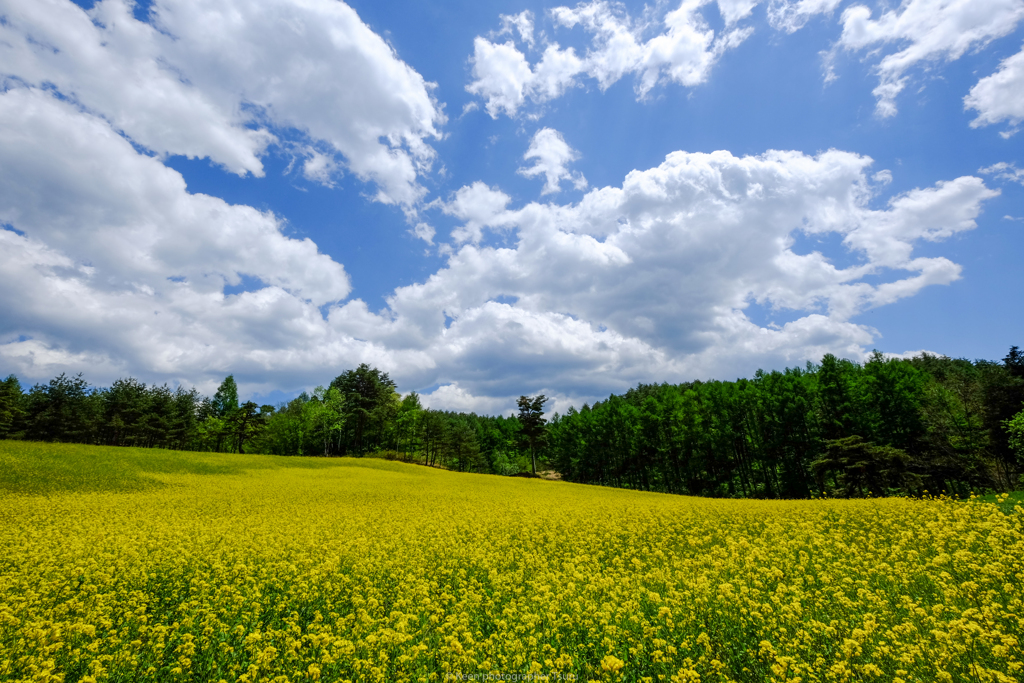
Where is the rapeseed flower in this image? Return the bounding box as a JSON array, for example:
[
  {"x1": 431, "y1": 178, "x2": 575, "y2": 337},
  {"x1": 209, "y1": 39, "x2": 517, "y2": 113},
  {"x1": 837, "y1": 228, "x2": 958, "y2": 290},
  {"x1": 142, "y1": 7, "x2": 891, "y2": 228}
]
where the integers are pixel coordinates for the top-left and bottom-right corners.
[{"x1": 1, "y1": 443, "x2": 1022, "y2": 682}]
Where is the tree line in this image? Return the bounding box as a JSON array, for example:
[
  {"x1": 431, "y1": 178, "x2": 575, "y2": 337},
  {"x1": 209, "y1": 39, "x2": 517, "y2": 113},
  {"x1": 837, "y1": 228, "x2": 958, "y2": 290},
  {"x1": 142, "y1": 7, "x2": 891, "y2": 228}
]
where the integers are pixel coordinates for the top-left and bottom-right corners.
[
  {"x1": 0, "y1": 364, "x2": 534, "y2": 475},
  {"x1": 2, "y1": 349, "x2": 1024, "y2": 497},
  {"x1": 547, "y1": 348, "x2": 1024, "y2": 498}
]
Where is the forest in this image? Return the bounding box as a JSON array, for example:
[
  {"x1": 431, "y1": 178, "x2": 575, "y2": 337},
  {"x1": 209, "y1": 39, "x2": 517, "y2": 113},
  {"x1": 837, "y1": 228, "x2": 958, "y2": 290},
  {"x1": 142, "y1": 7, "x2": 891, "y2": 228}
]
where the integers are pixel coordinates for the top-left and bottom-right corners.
[{"x1": 2, "y1": 348, "x2": 1024, "y2": 498}]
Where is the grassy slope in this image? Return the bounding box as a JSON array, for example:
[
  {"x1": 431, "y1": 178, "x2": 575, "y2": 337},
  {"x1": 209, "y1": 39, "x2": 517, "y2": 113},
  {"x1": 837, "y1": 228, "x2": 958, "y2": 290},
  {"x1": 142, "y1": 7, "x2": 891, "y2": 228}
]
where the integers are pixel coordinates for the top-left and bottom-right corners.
[{"x1": 0, "y1": 440, "x2": 414, "y2": 496}]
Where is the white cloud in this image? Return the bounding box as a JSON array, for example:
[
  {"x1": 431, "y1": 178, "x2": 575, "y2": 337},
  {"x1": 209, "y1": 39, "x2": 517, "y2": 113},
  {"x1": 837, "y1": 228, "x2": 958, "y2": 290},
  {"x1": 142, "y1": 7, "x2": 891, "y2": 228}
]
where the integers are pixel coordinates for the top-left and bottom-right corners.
[
  {"x1": 0, "y1": 93, "x2": 997, "y2": 409},
  {"x1": 966, "y1": 43, "x2": 1024, "y2": 136},
  {"x1": 467, "y1": 0, "x2": 756, "y2": 118},
  {"x1": 0, "y1": 0, "x2": 445, "y2": 205},
  {"x1": 353, "y1": 149, "x2": 995, "y2": 410},
  {"x1": 0, "y1": 87, "x2": 384, "y2": 394},
  {"x1": 412, "y1": 223, "x2": 437, "y2": 244},
  {"x1": 441, "y1": 182, "x2": 513, "y2": 244},
  {"x1": 766, "y1": 0, "x2": 843, "y2": 33},
  {"x1": 883, "y1": 349, "x2": 945, "y2": 360},
  {"x1": 468, "y1": 0, "x2": 1024, "y2": 126},
  {"x1": 0, "y1": 3, "x2": 1003, "y2": 413},
  {"x1": 639, "y1": 0, "x2": 753, "y2": 95},
  {"x1": 980, "y1": 161, "x2": 1024, "y2": 185},
  {"x1": 0, "y1": 0, "x2": 271, "y2": 176},
  {"x1": 302, "y1": 151, "x2": 341, "y2": 186},
  {"x1": 717, "y1": 0, "x2": 763, "y2": 26},
  {"x1": 465, "y1": 38, "x2": 537, "y2": 118},
  {"x1": 498, "y1": 10, "x2": 536, "y2": 47},
  {"x1": 549, "y1": 2, "x2": 646, "y2": 90},
  {"x1": 418, "y1": 383, "x2": 517, "y2": 415},
  {"x1": 833, "y1": 0, "x2": 1024, "y2": 118},
  {"x1": 0, "y1": 89, "x2": 350, "y2": 305},
  {"x1": 529, "y1": 43, "x2": 588, "y2": 103},
  {"x1": 518, "y1": 128, "x2": 588, "y2": 195}
]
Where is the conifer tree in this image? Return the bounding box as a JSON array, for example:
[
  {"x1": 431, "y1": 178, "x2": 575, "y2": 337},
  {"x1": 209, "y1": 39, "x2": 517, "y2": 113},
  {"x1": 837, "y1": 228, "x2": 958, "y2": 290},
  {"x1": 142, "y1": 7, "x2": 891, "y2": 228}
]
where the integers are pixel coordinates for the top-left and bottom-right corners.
[
  {"x1": 212, "y1": 375, "x2": 240, "y2": 417},
  {"x1": 517, "y1": 394, "x2": 548, "y2": 475}
]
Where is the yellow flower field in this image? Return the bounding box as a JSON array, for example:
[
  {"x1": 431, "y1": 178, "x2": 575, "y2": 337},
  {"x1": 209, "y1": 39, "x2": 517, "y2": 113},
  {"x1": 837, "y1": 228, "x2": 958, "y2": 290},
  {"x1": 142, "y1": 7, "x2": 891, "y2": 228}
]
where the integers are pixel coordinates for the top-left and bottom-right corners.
[{"x1": 1, "y1": 441, "x2": 1022, "y2": 683}]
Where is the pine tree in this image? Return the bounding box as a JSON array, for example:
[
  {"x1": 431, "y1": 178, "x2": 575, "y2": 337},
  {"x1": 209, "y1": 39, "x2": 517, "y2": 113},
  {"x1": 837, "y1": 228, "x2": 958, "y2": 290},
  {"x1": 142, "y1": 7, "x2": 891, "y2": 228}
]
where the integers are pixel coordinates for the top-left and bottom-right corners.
[{"x1": 517, "y1": 395, "x2": 548, "y2": 476}]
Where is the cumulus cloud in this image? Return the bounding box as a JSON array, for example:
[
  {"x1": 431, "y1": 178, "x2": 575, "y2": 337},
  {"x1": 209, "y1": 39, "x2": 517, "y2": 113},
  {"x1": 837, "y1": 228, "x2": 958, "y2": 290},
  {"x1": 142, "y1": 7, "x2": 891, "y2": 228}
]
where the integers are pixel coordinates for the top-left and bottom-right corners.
[
  {"x1": 832, "y1": 0, "x2": 1024, "y2": 118},
  {"x1": 467, "y1": 0, "x2": 756, "y2": 118},
  {"x1": 0, "y1": 89, "x2": 351, "y2": 305},
  {"x1": 366, "y1": 148, "x2": 996, "y2": 411},
  {"x1": 518, "y1": 128, "x2": 588, "y2": 195},
  {"x1": 468, "y1": 0, "x2": 1024, "y2": 126},
  {"x1": 418, "y1": 383, "x2": 519, "y2": 415},
  {"x1": 0, "y1": 0, "x2": 445, "y2": 205},
  {"x1": 966, "y1": 43, "x2": 1024, "y2": 136},
  {"x1": 0, "y1": 87, "x2": 380, "y2": 394},
  {"x1": 441, "y1": 182, "x2": 513, "y2": 244},
  {"x1": 0, "y1": 2, "x2": 1003, "y2": 413},
  {"x1": 0, "y1": 92, "x2": 997, "y2": 411},
  {"x1": 465, "y1": 38, "x2": 538, "y2": 118}
]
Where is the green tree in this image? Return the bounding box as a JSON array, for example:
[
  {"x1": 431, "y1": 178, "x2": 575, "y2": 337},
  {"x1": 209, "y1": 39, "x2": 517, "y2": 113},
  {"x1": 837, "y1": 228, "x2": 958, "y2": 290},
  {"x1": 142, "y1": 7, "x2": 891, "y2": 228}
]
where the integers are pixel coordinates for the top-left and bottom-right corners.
[
  {"x1": 817, "y1": 353, "x2": 859, "y2": 441},
  {"x1": 102, "y1": 377, "x2": 148, "y2": 446},
  {"x1": 331, "y1": 364, "x2": 397, "y2": 454},
  {"x1": 231, "y1": 401, "x2": 268, "y2": 453},
  {"x1": 303, "y1": 387, "x2": 345, "y2": 456},
  {"x1": 447, "y1": 420, "x2": 482, "y2": 472},
  {"x1": 212, "y1": 375, "x2": 240, "y2": 417},
  {"x1": 517, "y1": 394, "x2": 548, "y2": 476},
  {"x1": 1005, "y1": 346, "x2": 1024, "y2": 379},
  {"x1": 395, "y1": 392, "x2": 423, "y2": 460},
  {"x1": 143, "y1": 384, "x2": 175, "y2": 448},
  {"x1": 420, "y1": 410, "x2": 448, "y2": 466},
  {"x1": 0, "y1": 374, "x2": 25, "y2": 439},
  {"x1": 195, "y1": 416, "x2": 227, "y2": 452},
  {"x1": 751, "y1": 368, "x2": 819, "y2": 498},
  {"x1": 254, "y1": 394, "x2": 308, "y2": 456},
  {"x1": 811, "y1": 435, "x2": 919, "y2": 497},
  {"x1": 168, "y1": 386, "x2": 202, "y2": 450},
  {"x1": 25, "y1": 373, "x2": 98, "y2": 443},
  {"x1": 1007, "y1": 407, "x2": 1024, "y2": 461},
  {"x1": 859, "y1": 352, "x2": 926, "y2": 453},
  {"x1": 978, "y1": 349, "x2": 1024, "y2": 486},
  {"x1": 369, "y1": 388, "x2": 401, "y2": 452},
  {"x1": 917, "y1": 357, "x2": 993, "y2": 491}
]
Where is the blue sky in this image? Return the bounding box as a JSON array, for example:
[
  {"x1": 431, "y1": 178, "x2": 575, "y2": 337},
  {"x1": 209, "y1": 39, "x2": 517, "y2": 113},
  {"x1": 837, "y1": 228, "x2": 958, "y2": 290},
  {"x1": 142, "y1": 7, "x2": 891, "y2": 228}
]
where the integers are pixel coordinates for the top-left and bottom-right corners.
[{"x1": 1, "y1": 0, "x2": 1022, "y2": 414}]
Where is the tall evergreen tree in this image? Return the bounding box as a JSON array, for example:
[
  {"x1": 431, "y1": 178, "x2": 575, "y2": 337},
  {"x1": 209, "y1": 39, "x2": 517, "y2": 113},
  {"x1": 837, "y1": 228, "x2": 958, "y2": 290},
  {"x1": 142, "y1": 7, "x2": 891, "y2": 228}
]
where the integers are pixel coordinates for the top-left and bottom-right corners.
[
  {"x1": 25, "y1": 373, "x2": 97, "y2": 443},
  {"x1": 0, "y1": 375, "x2": 25, "y2": 439},
  {"x1": 817, "y1": 353, "x2": 858, "y2": 441},
  {"x1": 103, "y1": 377, "x2": 149, "y2": 446},
  {"x1": 517, "y1": 394, "x2": 548, "y2": 475},
  {"x1": 1004, "y1": 346, "x2": 1024, "y2": 379},
  {"x1": 859, "y1": 352, "x2": 926, "y2": 454},
  {"x1": 212, "y1": 375, "x2": 240, "y2": 417}
]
